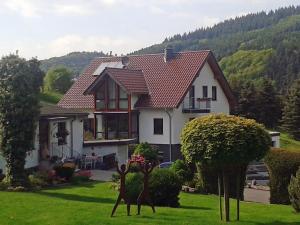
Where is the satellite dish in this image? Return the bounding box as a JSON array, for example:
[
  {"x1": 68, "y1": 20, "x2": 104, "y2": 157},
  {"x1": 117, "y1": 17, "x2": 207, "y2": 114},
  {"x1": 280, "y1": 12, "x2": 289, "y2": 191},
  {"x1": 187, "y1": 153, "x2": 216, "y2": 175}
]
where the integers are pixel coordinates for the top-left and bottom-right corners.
[{"x1": 121, "y1": 56, "x2": 129, "y2": 67}]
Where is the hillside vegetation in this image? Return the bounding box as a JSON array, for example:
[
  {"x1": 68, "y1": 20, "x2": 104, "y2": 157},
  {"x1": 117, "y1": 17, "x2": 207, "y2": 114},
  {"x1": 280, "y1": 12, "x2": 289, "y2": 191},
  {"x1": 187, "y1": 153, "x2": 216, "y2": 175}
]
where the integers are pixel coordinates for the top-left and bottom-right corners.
[
  {"x1": 40, "y1": 51, "x2": 107, "y2": 77},
  {"x1": 133, "y1": 6, "x2": 300, "y2": 92}
]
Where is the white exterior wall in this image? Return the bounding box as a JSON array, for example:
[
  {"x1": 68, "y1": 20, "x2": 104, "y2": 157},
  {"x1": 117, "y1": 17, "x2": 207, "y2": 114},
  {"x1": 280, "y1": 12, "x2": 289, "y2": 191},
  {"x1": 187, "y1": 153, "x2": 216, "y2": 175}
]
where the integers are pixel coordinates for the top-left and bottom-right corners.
[
  {"x1": 139, "y1": 109, "x2": 170, "y2": 144},
  {"x1": 72, "y1": 119, "x2": 84, "y2": 157},
  {"x1": 139, "y1": 62, "x2": 230, "y2": 145},
  {"x1": 0, "y1": 124, "x2": 40, "y2": 172}
]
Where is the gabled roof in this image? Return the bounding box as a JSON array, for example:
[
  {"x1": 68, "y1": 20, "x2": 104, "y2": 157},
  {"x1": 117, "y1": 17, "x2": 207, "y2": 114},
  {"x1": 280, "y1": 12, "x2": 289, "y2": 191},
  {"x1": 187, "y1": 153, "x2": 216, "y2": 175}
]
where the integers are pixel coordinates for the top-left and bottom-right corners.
[
  {"x1": 58, "y1": 51, "x2": 236, "y2": 109},
  {"x1": 85, "y1": 68, "x2": 148, "y2": 95}
]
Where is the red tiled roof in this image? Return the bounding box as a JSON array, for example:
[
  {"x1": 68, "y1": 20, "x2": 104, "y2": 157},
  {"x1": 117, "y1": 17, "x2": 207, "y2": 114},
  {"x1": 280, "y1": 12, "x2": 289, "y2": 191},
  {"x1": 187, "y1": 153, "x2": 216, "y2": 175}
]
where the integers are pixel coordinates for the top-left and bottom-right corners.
[
  {"x1": 85, "y1": 68, "x2": 148, "y2": 95},
  {"x1": 58, "y1": 51, "x2": 235, "y2": 109}
]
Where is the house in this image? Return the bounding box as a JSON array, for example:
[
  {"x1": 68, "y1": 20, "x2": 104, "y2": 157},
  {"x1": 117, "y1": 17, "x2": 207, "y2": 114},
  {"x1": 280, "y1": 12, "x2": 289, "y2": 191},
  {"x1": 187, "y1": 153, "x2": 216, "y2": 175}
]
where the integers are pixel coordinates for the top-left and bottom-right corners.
[
  {"x1": 0, "y1": 48, "x2": 281, "y2": 172},
  {"x1": 57, "y1": 47, "x2": 236, "y2": 163}
]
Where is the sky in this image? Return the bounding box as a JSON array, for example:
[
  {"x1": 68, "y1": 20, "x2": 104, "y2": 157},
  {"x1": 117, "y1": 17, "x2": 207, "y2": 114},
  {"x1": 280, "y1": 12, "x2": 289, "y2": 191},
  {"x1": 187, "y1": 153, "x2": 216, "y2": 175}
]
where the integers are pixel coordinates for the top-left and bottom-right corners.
[{"x1": 0, "y1": 0, "x2": 299, "y2": 60}]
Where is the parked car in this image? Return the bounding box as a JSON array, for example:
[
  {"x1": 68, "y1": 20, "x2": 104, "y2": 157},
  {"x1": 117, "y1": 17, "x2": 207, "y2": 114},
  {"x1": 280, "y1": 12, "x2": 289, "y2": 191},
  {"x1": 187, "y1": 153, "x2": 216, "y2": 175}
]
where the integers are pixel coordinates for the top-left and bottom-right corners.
[{"x1": 159, "y1": 162, "x2": 173, "y2": 169}]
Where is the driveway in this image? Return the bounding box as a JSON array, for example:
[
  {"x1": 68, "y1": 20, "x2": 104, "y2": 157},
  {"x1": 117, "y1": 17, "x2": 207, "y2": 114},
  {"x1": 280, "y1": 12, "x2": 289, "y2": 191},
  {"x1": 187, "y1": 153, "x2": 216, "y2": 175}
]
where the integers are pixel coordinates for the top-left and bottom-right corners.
[
  {"x1": 244, "y1": 188, "x2": 270, "y2": 204},
  {"x1": 91, "y1": 170, "x2": 116, "y2": 182}
]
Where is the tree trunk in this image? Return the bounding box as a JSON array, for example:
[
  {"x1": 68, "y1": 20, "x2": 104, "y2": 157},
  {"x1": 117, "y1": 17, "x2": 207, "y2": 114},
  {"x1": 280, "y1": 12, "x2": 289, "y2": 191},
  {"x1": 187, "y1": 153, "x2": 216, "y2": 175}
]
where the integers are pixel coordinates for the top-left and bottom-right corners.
[
  {"x1": 236, "y1": 166, "x2": 241, "y2": 221},
  {"x1": 223, "y1": 169, "x2": 230, "y2": 222},
  {"x1": 5, "y1": 150, "x2": 28, "y2": 187},
  {"x1": 218, "y1": 173, "x2": 223, "y2": 220}
]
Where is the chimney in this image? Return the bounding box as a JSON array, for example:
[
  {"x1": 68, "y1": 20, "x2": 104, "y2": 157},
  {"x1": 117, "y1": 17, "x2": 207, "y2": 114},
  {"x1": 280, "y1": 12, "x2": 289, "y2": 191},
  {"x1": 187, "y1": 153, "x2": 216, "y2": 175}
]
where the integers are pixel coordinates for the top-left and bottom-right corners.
[{"x1": 164, "y1": 45, "x2": 174, "y2": 62}]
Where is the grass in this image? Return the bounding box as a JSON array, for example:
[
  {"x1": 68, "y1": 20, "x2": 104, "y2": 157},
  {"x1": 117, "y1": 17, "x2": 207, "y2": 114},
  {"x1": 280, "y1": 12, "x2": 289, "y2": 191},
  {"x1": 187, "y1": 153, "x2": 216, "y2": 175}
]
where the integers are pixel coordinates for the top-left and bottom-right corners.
[
  {"x1": 280, "y1": 132, "x2": 300, "y2": 152},
  {"x1": 39, "y1": 91, "x2": 63, "y2": 104},
  {"x1": 0, "y1": 182, "x2": 298, "y2": 225}
]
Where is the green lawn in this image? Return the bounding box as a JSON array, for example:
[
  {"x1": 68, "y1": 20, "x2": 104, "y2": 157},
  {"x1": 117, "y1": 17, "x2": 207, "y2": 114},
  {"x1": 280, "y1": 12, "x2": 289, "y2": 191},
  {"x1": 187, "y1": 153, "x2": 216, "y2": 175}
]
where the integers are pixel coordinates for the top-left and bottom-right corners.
[
  {"x1": 0, "y1": 182, "x2": 298, "y2": 225},
  {"x1": 280, "y1": 132, "x2": 300, "y2": 152}
]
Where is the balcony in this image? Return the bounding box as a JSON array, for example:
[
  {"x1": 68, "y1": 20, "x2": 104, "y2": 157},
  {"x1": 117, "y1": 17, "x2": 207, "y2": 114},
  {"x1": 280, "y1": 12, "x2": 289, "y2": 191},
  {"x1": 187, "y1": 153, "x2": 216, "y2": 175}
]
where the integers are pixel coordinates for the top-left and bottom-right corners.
[{"x1": 182, "y1": 97, "x2": 211, "y2": 113}]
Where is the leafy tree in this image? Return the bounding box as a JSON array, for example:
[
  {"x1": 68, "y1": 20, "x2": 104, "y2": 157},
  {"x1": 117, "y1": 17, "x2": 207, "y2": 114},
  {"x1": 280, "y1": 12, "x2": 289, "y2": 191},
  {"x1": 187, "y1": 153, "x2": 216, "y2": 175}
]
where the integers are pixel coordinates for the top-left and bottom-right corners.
[
  {"x1": 181, "y1": 114, "x2": 270, "y2": 221},
  {"x1": 0, "y1": 55, "x2": 43, "y2": 187},
  {"x1": 281, "y1": 80, "x2": 300, "y2": 140},
  {"x1": 134, "y1": 142, "x2": 158, "y2": 163},
  {"x1": 43, "y1": 66, "x2": 73, "y2": 94}
]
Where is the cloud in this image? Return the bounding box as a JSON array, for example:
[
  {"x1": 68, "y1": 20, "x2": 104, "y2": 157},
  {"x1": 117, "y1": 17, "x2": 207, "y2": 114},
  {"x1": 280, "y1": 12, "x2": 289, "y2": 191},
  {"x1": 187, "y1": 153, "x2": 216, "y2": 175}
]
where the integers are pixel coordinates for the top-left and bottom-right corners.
[
  {"x1": 3, "y1": 0, "x2": 40, "y2": 17},
  {"x1": 47, "y1": 34, "x2": 143, "y2": 57}
]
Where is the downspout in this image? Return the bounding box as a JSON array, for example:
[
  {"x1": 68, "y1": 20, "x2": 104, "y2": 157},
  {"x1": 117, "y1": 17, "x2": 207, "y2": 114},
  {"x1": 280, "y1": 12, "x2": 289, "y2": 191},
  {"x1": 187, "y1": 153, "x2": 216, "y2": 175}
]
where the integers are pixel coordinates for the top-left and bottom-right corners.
[
  {"x1": 165, "y1": 109, "x2": 173, "y2": 162},
  {"x1": 70, "y1": 117, "x2": 74, "y2": 158}
]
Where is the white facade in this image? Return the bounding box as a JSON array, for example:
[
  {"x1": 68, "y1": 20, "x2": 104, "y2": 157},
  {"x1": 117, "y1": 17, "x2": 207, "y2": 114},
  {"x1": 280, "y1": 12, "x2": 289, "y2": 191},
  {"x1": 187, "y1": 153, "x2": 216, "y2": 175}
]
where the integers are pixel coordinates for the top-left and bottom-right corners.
[
  {"x1": 139, "y1": 62, "x2": 230, "y2": 145},
  {"x1": 0, "y1": 124, "x2": 40, "y2": 172}
]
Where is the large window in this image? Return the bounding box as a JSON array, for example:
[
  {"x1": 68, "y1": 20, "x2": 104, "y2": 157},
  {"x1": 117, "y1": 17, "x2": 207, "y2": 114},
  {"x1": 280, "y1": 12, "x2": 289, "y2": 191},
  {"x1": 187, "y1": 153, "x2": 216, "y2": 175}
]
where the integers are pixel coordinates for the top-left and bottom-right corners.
[
  {"x1": 119, "y1": 88, "x2": 128, "y2": 109},
  {"x1": 108, "y1": 79, "x2": 116, "y2": 109},
  {"x1": 96, "y1": 83, "x2": 105, "y2": 110},
  {"x1": 95, "y1": 78, "x2": 129, "y2": 111},
  {"x1": 212, "y1": 86, "x2": 217, "y2": 101},
  {"x1": 153, "y1": 118, "x2": 163, "y2": 135}
]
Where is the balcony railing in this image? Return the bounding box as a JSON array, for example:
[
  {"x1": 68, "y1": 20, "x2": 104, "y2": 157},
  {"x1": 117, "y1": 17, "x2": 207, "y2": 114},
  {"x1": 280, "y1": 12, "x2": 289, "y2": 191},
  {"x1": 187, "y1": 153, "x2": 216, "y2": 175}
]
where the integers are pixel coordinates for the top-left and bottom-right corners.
[{"x1": 182, "y1": 97, "x2": 211, "y2": 113}]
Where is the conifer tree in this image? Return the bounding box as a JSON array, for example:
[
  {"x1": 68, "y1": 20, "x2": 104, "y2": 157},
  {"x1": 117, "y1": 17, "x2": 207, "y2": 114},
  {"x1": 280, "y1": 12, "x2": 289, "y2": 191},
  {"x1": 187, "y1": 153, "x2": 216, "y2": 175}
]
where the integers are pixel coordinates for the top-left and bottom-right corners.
[{"x1": 281, "y1": 79, "x2": 300, "y2": 140}]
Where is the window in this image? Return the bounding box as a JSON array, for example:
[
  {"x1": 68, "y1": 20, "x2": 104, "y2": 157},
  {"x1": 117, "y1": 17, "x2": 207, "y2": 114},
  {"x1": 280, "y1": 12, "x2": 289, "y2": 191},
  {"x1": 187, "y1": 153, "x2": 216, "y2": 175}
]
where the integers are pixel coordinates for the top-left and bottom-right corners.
[
  {"x1": 96, "y1": 83, "x2": 105, "y2": 110},
  {"x1": 108, "y1": 79, "x2": 116, "y2": 109},
  {"x1": 119, "y1": 87, "x2": 128, "y2": 109},
  {"x1": 57, "y1": 122, "x2": 67, "y2": 145},
  {"x1": 153, "y1": 118, "x2": 163, "y2": 135},
  {"x1": 189, "y1": 86, "x2": 195, "y2": 108},
  {"x1": 202, "y1": 86, "x2": 208, "y2": 98},
  {"x1": 212, "y1": 86, "x2": 217, "y2": 101}
]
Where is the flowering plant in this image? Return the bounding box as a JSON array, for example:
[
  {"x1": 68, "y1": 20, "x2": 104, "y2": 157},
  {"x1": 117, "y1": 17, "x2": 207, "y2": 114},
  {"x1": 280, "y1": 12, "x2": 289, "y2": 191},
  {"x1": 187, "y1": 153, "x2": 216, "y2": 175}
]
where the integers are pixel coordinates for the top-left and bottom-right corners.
[{"x1": 130, "y1": 154, "x2": 145, "y2": 164}]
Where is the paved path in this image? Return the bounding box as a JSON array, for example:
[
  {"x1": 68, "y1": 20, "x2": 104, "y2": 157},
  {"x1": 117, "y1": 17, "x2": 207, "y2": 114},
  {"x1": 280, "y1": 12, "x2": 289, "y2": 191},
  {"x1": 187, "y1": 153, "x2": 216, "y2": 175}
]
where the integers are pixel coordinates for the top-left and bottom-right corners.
[
  {"x1": 244, "y1": 188, "x2": 270, "y2": 204},
  {"x1": 91, "y1": 170, "x2": 116, "y2": 182}
]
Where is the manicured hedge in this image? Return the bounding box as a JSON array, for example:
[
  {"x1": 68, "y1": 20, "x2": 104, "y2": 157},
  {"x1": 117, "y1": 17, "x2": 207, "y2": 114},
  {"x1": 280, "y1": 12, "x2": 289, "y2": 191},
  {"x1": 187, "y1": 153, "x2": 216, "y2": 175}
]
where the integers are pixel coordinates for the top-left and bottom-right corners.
[{"x1": 265, "y1": 148, "x2": 300, "y2": 204}]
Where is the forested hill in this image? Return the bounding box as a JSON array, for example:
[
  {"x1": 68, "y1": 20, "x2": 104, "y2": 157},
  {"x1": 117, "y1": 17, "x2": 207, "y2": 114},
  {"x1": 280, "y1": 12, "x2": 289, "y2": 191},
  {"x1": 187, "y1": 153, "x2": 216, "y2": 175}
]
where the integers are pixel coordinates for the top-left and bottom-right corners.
[
  {"x1": 40, "y1": 51, "x2": 107, "y2": 77},
  {"x1": 133, "y1": 5, "x2": 300, "y2": 92}
]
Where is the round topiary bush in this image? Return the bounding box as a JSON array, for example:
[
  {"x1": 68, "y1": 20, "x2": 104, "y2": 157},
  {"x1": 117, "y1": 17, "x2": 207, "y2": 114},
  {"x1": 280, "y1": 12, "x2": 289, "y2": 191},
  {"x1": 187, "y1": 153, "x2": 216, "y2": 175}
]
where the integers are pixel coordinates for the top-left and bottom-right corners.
[
  {"x1": 149, "y1": 168, "x2": 182, "y2": 207},
  {"x1": 181, "y1": 114, "x2": 271, "y2": 165},
  {"x1": 180, "y1": 114, "x2": 271, "y2": 221},
  {"x1": 289, "y1": 166, "x2": 300, "y2": 212}
]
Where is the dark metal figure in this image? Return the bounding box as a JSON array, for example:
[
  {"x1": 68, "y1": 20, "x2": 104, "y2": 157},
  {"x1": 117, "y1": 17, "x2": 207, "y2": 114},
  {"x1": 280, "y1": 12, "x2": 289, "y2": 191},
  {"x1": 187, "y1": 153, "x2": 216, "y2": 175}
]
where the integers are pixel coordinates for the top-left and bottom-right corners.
[
  {"x1": 111, "y1": 162, "x2": 131, "y2": 217},
  {"x1": 137, "y1": 162, "x2": 155, "y2": 215}
]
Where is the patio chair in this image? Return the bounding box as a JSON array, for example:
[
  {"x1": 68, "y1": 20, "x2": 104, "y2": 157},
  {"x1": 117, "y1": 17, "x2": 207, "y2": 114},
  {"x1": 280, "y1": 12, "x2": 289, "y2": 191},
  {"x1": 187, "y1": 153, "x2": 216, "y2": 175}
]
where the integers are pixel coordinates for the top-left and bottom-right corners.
[{"x1": 82, "y1": 156, "x2": 94, "y2": 169}]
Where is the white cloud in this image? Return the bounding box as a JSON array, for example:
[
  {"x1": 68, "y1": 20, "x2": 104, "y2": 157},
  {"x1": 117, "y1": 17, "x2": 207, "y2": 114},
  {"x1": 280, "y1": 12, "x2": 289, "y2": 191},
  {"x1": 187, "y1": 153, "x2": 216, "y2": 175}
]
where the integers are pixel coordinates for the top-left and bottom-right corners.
[
  {"x1": 3, "y1": 0, "x2": 40, "y2": 17},
  {"x1": 46, "y1": 34, "x2": 144, "y2": 58}
]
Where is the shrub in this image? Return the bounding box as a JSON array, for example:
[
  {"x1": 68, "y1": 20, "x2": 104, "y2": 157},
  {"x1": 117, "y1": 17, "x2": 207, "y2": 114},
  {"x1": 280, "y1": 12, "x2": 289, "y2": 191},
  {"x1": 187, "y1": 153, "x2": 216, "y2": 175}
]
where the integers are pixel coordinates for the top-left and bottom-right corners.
[
  {"x1": 149, "y1": 169, "x2": 182, "y2": 207},
  {"x1": 288, "y1": 167, "x2": 300, "y2": 212},
  {"x1": 134, "y1": 143, "x2": 158, "y2": 163},
  {"x1": 170, "y1": 159, "x2": 194, "y2": 184},
  {"x1": 125, "y1": 172, "x2": 143, "y2": 203},
  {"x1": 114, "y1": 169, "x2": 182, "y2": 207},
  {"x1": 28, "y1": 172, "x2": 48, "y2": 187},
  {"x1": 0, "y1": 169, "x2": 5, "y2": 182},
  {"x1": 54, "y1": 165, "x2": 75, "y2": 180},
  {"x1": 265, "y1": 148, "x2": 300, "y2": 204}
]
